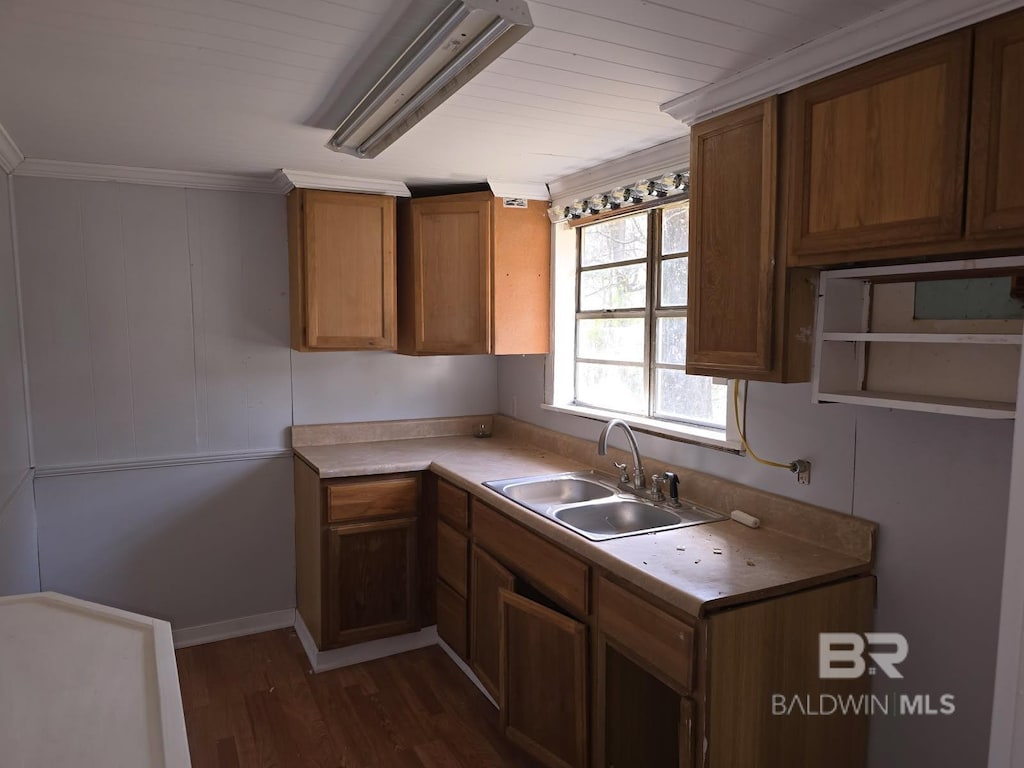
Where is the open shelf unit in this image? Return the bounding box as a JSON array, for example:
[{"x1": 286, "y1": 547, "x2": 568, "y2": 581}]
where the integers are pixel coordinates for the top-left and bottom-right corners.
[{"x1": 812, "y1": 255, "x2": 1024, "y2": 419}]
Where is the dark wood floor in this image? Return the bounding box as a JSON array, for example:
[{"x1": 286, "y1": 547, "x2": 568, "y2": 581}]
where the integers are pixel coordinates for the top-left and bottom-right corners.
[{"x1": 175, "y1": 629, "x2": 541, "y2": 768}]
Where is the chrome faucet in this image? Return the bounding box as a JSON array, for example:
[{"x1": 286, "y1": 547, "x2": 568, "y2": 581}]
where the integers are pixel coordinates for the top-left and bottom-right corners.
[{"x1": 597, "y1": 418, "x2": 647, "y2": 493}]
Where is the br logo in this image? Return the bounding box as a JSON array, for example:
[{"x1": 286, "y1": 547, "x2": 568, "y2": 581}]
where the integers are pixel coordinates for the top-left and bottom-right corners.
[{"x1": 819, "y1": 633, "x2": 909, "y2": 679}]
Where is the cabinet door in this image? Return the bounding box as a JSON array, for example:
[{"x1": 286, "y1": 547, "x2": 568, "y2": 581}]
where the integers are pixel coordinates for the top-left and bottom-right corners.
[
  {"x1": 687, "y1": 97, "x2": 777, "y2": 377},
  {"x1": 436, "y1": 579, "x2": 468, "y2": 659},
  {"x1": 469, "y1": 546, "x2": 514, "y2": 700},
  {"x1": 595, "y1": 638, "x2": 694, "y2": 768},
  {"x1": 324, "y1": 517, "x2": 417, "y2": 648},
  {"x1": 787, "y1": 31, "x2": 971, "y2": 264},
  {"x1": 404, "y1": 198, "x2": 492, "y2": 354},
  {"x1": 499, "y1": 590, "x2": 587, "y2": 768},
  {"x1": 288, "y1": 189, "x2": 396, "y2": 351},
  {"x1": 968, "y1": 9, "x2": 1024, "y2": 240}
]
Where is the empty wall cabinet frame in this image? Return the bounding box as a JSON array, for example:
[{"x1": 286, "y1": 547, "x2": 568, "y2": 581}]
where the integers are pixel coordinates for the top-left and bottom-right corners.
[{"x1": 811, "y1": 254, "x2": 1024, "y2": 419}]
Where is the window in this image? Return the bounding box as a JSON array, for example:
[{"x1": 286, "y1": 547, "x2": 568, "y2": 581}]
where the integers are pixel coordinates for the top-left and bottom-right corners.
[{"x1": 571, "y1": 201, "x2": 728, "y2": 431}]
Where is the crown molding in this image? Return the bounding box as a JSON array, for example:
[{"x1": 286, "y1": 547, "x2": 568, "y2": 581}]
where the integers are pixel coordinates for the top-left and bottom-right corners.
[
  {"x1": 547, "y1": 136, "x2": 689, "y2": 207},
  {"x1": 13, "y1": 158, "x2": 282, "y2": 193},
  {"x1": 275, "y1": 169, "x2": 411, "y2": 197},
  {"x1": 0, "y1": 122, "x2": 24, "y2": 174},
  {"x1": 486, "y1": 178, "x2": 550, "y2": 201},
  {"x1": 661, "y1": 0, "x2": 1024, "y2": 125}
]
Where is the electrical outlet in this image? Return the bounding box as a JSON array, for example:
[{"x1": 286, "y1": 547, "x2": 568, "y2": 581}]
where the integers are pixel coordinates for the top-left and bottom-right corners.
[{"x1": 793, "y1": 460, "x2": 811, "y2": 485}]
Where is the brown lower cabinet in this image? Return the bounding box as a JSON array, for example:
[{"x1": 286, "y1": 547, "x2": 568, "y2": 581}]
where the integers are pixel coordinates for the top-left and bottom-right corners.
[
  {"x1": 499, "y1": 589, "x2": 588, "y2": 768},
  {"x1": 432, "y1": 482, "x2": 875, "y2": 768},
  {"x1": 293, "y1": 459, "x2": 431, "y2": 651}
]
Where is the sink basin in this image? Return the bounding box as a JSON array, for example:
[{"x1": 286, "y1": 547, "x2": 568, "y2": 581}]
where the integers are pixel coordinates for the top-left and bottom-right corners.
[
  {"x1": 483, "y1": 471, "x2": 726, "y2": 541},
  {"x1": 499, "y1": 477, "x2": 615, "y2": 506},
  {"x1": 554, "y1": 500, "x2": 682, "y2": 536}
]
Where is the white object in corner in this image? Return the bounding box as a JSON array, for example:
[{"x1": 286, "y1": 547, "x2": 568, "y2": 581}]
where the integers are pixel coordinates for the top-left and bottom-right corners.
[
  {"x1": 811, "y1": 255, "x2": 1024, "y2": 419},
  {"x1": 0, "y1": 591, "x2": 190, "y2": 768},
  {"x1": 294, "y1": 611, "x2": 439, "y2": 673},
  {"x1": 273, "y1": 169, "x2": 411, "y2": 197}
]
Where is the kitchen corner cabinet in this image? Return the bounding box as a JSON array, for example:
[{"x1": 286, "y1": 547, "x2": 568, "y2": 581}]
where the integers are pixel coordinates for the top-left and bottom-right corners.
[
  {"x1": 967, "y1": 8, "x2": 1024, "y2": 241},
  {"x1": 293, "y1": 460, "x2": 431, "y2": 651},
  {"x1": 786, "y1": 31, "x2": 971, "y2": 264},
  {"x1": 687, "y1": 97, "x2": 815, "y2": 382},
  {"x1": 397, "y1": 191, "x2": 550, "y2": 356},
  {"x1": 288, "y1": 188, "x2": 397, "y2": 351},
  {"x1": 436, "y1": 478, "x2": 470, "y2": 659}
]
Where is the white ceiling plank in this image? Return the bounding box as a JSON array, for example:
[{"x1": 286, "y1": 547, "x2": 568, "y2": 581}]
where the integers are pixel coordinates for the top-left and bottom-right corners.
[
  {"x1": 451, "y1": 91, "x2": 662, "y2": 129},
  {"x1": 473, "y1": 72, "x2": 670, "y2": 115},
  {"x1": 486, "y1": 59, "x2": 687, "y2": 102}
]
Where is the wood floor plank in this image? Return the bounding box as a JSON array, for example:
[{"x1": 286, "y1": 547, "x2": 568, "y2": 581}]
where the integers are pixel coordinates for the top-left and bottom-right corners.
[{"x1": 177, "y1": 630, "x2": 540, "y2": 768}]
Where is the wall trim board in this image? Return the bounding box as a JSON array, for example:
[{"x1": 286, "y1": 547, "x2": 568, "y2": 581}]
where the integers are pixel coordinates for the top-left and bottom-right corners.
[
  {"x1": 13, "y1": 159, "x2": 284, "y2": 195},
  {"x1": 34, "y1": 448, "x2": 292, "y2": 478},
  {"x1": 172, "y1": 608, "x2": 296, "y2": 649},
  {"x1": 547, "y1": 136, "x2": 690, "y2": 208},
  {"x1": 272, "y1": 169, "x2": 411, "y2": 197},
  {"x1": 0, "y1": 124, "x2": 23, "y2": 175},
  {"x1": 0, "y1": 469, "x2": 33, "y2": 519},
  {"x1": 294, "y1": 612, "x2": 439, "y2": 674},
  {"x1": 661, "y1": 0, "x2": 1024, "y2": 126}
]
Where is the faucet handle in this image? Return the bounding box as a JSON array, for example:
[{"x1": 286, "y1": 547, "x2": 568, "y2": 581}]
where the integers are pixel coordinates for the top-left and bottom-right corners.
[
  {"x1": 613, "y1": 461, "x2": 629, "y2": 483},
  {"x1": 649, "y1": 474, "x2": 667, "y2": 502}
]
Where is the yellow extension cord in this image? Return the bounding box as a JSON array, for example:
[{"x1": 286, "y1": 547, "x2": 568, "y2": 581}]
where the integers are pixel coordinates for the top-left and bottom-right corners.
[{"x1": 733, "y1": 381, "x2": 797, "y2": 471}]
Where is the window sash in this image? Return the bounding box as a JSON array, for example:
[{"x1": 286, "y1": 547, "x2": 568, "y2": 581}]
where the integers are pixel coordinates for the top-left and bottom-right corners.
[{"x1": 572, "y1": 204, "x2": 720, "y2": 431}]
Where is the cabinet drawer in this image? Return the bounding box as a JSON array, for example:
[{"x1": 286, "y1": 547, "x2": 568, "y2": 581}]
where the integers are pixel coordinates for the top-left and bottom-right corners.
[
  {"x1": 472, "y1": 498, "x2": 589, "y2": 617},
  {"x1": 436, "y1": 579, "x2": 467, "y2": 659},
  {"x1": 326, "y1": 476, "x2": 418, "y2": 523},
  {"x1": 437, "y1": 520, "x2": 468, "y2": 596},
  {"x1": 437, "y1": 478, "x2": 469, "y2": 529},
  {"x1": 597, "y1": 576, "x2": 694, "y2": 690}
]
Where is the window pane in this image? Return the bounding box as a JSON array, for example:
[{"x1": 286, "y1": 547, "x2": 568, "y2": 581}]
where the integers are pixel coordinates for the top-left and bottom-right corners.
[
  {"x1": 654, "y1": 369, "x2": 727, "y2": 427},
  {"x1": 656, "y1": 316, "x2": 687, "y2": 364},
  {"x1": 576, "y1": 363, "x2": 644, "y2": 414},
  {"x1": 661, "y1": 257, "x2": 688, "y2": 307},
  {"x1": 581, "y1": 213, "x2": 648, "y2": 267},
  {"x1": 580, "y1": 263, "x2": 647, "y2": 311},
  {"x1": 578, "y1": 318, "x2": 645, "y2": 363},
  {"x1": 661, "y1": 202, "x2": 689, "y2": 255}
]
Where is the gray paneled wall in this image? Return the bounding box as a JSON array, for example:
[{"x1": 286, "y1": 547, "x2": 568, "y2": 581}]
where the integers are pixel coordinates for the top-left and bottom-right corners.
[
  {"x1": 16, "y1": 178, "x2": 293, "y2": 466},
  {"x1": 496, "y1": 354, "x2": 1012, "y2": 768},
  {"x1": 0, "y1": 174, "x2": 38, "y2": 596},
  {"x1": 13, "y1": 175, "x2": 498, "y2": 630}
]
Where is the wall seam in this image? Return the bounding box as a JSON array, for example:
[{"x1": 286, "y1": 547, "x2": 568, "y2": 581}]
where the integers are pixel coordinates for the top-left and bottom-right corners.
[{"x1": 8, "y1": 174, "x2": 34, "y2": 468}]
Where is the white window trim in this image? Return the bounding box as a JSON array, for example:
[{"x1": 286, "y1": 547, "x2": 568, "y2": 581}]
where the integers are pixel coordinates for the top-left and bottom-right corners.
[{"x1": 545, "y1": 216, "x2": 742, "y2": 452}]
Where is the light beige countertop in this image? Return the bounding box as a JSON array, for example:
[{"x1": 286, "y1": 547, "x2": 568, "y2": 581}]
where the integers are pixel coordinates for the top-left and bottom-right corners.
[{"x1": 294, "y1": 424, "x2": 874, "y2": 619}]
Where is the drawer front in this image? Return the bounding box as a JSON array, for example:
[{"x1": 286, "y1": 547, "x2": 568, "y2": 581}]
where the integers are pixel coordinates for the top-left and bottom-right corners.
[
  {"x1": 437, "y1": 478, "x2": 469, "y2": 529},
  {"x1": 597, "y1": 576, "x2": 694, "y2": 690},
  {"x1": 437, "y1": 520, "x2": 468, "y2": 596},
  {"x1": 326, "y1": 476, "x2": 418, "y2": 523},
  {"x1": 436, "y1": 579, "x2": 467, "y2": 659},
  {"x1": 472, "y1": 498, "x2": 589, "y2": 617}
]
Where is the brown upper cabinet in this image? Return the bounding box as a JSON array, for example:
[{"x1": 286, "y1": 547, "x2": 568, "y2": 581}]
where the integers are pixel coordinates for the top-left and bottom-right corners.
[
  {"x1": 968, "y1": 9, "x2": 1024, "y2": 241},
  {"x1": 786, "y1": 30, "x2": 972, "y2": 265},
  {"x1": 785, "y1": 9, "x2": 1024, "y2": 266},
  {"x1": 397, "y1": 191, "x2": 550, "y2": 356},
  {"x1": 288, "y1": 189, "x2": 397, "y2": 351},
  {"x1": 687, "y1": 97, "x2": 816, "y2": 382}
]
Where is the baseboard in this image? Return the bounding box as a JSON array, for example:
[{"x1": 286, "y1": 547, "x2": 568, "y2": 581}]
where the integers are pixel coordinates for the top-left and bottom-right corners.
[
  {"x1": 294, "y1": 612, "x2": 439, "y2": 673},
  {"x1": 172, "y1": 608, "x2": 296, "y2": 649},
  {"x1": 437, "y1": 638, "x2": 497, "y2": 708}
]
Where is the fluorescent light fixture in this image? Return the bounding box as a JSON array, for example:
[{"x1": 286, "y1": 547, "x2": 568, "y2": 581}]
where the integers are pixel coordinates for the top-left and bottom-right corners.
[{"x1": 325, "y1": 0, "x2": 533, "y2": 159}]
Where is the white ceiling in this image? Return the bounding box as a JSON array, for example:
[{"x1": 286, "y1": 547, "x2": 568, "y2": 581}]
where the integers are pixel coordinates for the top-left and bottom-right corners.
[{"x1": 0, "y1": 0, "x2": 901, "y2": 186}]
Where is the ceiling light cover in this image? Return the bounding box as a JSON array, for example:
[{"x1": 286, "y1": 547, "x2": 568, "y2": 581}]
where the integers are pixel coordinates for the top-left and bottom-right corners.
[{"x1": 326, "y1": 0, "x2": 533, "y2": 159}]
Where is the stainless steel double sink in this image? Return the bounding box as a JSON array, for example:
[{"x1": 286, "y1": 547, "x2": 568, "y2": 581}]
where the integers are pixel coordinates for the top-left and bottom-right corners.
[{"x1": 483, "y1": 470, "x2": 725, "y2": 541}]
